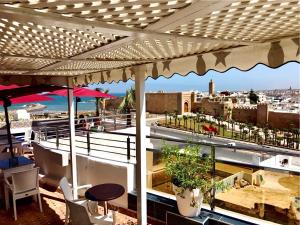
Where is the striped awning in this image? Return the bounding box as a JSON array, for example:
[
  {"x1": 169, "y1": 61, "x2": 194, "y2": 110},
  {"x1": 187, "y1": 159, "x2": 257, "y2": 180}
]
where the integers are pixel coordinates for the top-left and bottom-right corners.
[{"x1": 0, "y1": 1, "x2": 299, "y2": 86}]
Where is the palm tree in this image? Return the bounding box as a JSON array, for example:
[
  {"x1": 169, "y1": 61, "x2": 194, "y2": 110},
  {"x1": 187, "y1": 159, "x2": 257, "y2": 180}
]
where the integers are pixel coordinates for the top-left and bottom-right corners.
[
  {"x1": 164, "y1": 111, "x2": 168, "y2": 125},
  {"x1": 221, "y1": 124, "x2": 226, "y2": 137},
  {"x1": 263, "y1": 127, "x2": 269, "y2": 144},
  {"x1": 229, "y1": 120, "x2": 235, "y2": 138},
  {"x1": 193, "y1": 117, "x2": 197, "y2": 132},
  {"x1": 118, "y1": 87, "x2": 135, "y2": 127},
  {"x1": 174, "y1": 110, "x2": 178, "y2": 127},
  {"x1": 293, "y1": 128, "x2": 300, "y2": 149},
  {"x1": 272, "y1": 128, "x2": 278, "y2": 145},
  {"x1": 183, "y1": 115, "x2": 187, "y2": 130},
  {"x1": 189, "y1": 116, "x2": 193, "y2": 130},
  {"x1": 95, "y1": 88, "x2": 109, "y2": 116},
  {"x1": 243, "y1": 129, "x2": 248, "y2": 140},
  {"x1": 239, "y1": 124, "x2": 245, "y2": 139},
  {"x1": 253, "y1": 129, "x2": 259, "y2": 143},
  {"x1": 168, "y1": 113, "x2": 173, "y2": 126},
  {"x1": 247, "y1": 123, "x2": 253, "y2": 142},
  {"x1": 178, "y1": 117, "x2": 181, "y2": 128},
  {"x1": 216, "y1": 116, "x2": 224, "y2": 135}
]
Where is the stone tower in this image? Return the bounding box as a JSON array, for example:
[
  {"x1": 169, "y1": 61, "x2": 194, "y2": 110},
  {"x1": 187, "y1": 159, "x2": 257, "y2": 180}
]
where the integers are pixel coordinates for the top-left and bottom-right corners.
[{"x1": 209, "y1": 79, "x2": 215, "y2": 96}]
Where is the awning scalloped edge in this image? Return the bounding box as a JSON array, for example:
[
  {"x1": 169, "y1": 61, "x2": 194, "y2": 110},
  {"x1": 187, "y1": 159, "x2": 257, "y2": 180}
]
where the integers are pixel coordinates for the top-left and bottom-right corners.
[
  {"x1": 75, "y1": 38, "x2": 300, "y2": 85},
  {"x1": 0, "y1": 38, "x2": 299, "y2": 86}
]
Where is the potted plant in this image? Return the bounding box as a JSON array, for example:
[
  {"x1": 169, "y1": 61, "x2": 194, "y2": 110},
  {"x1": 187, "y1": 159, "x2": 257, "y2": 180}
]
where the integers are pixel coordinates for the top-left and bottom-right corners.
[{"x1": 161, "y1": 143, "x2": 215, "y2": 217}]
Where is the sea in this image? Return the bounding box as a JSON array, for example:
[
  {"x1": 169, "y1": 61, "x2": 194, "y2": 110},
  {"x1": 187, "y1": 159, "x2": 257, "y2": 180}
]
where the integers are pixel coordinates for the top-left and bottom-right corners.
[{"x1": 0, "y1": 93, "x2": 125, "y2": 113}]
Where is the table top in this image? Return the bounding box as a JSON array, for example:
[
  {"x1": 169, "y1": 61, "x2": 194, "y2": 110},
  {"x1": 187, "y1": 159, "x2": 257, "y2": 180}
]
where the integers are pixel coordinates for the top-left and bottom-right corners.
[
  {"x1": 0, "y1": 156, "x2": 33, "y2": 170},
  {"x1": 85, "y1": 183, "x2": 125, "y2": 202}
]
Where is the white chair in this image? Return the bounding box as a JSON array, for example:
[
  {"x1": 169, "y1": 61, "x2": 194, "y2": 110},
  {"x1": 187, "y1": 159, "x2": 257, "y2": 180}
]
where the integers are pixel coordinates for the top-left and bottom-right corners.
[
  {"x1": 21, "y1": 129, "x2": 34, "y2": 154},
  {"x1": 4, "y1": 167, "x2": 42, "y2": 220},
  {"x1": 60, "y1": 177, "x2": 114, "y2": 225},
  {"x1": 66, "y1": 199, "x2": 115, "y2": 225}
]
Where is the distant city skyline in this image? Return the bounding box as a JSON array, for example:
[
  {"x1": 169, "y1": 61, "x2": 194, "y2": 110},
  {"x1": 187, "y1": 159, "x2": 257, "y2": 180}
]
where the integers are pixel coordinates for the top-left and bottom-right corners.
[{"x1": 90, "y1": 62, "x2": 300, "y2": 93}]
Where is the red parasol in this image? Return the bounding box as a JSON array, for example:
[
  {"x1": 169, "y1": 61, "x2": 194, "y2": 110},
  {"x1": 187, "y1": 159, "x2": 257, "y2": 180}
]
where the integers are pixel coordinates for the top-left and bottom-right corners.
[
  {"x1": 49, "y1": 87, "x2": 116, "y2": 98},
  {"x1": 0, "y1": 94, "x2": 53, "y2": 105}
]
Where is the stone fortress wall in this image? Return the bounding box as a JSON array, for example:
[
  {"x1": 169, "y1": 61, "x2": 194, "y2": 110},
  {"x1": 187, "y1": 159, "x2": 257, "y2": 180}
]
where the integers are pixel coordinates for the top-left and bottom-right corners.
[
  {"x1": 146, "y1": 92, "x2": 182, "y2": 114},
  {"x1": 146, "y1": 91, "x2": 299, "y2": 129},
  {"x1": 232, "y1": 106, "x2": 257, "y2": 125}
]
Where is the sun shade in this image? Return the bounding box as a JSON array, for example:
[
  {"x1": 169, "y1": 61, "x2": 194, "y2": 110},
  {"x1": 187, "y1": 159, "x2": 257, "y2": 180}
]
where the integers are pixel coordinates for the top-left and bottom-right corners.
[
  {"x1": 0, "y1": 94, "x2": 53, "y2": 105},
  {"x1": 49, "y1": 87, "x2": 116, "y2": 98}
]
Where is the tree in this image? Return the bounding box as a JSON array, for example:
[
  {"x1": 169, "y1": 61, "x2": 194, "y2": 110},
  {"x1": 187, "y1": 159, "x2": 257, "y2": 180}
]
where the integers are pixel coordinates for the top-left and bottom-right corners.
[
  {"x1": 247, "y1": 123, "x2": 254, "y2": 141},
  {"x1": 164, "y1": 111, "x2": 168, "y2": 125},
  {"x1": 249, "y1": 89, "x2": 259, "y2": 104},
  {"x1": 253, "y1": 129, "x2": 259, "y2": 143},
  {"x1": 183, "y1": 115, "x2": 187, "y2": 130},
  {"x1": 95, "y1": 88, "x2": 109, "y2": 116},
  {"x1": 229, "y1": 120, "x2": 235, "y2": 138},
  {"x1": 239, "y1": 124, "x2": 245, "y2": 139},
  {"x1": 174, "y1": 110, "x2": 178, "y2": 127},
  {"x1": 118, "y1": 87, "x2": 135, "y2": 126},
  {"x1": 221, "y1": 124, "x2": 226, "y2": 137}
]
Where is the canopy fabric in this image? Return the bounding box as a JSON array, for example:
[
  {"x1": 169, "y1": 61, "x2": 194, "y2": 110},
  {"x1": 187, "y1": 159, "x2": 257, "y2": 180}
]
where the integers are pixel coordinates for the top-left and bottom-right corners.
[
  {"x1": 0, "y1": 85, "x2": 66, "y2": 99},
  {"x1": 49, "y1": 87, "x2": 116, "y2": 98},
  {"x1": 0, "y1": 94, "x2": 53, "y2": 105},
  {"x1": 74, "y1": 38, "x2": 299, "y2": 85},
  {"x1": 0, "y1": 1, "x2": 298, "y2": 85}
]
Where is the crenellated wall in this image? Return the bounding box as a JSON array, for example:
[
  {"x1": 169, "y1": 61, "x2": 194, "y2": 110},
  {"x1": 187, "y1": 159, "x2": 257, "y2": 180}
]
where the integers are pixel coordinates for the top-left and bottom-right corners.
[
  {"x1": 268, "y1": 111, "x2": 300, "y2": 129},
  {"x1": 146, "y1": 92, "x2": 191, "y2": 114},
  {"x1": 146, "y1": 92, "x2": 299, "y2": 129},
  {"x1": 232, "y1": 106, "x2": 257, "y2": 124},
  {"x1": 146, "y1": 92, "x2": 181, "y2": 114}
]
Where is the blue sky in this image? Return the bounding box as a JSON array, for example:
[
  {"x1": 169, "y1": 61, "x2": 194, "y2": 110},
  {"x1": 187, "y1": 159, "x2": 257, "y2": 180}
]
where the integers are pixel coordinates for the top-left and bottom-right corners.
[{"x1": 91, "y1": 62, "x2": 300, "y2": 93}]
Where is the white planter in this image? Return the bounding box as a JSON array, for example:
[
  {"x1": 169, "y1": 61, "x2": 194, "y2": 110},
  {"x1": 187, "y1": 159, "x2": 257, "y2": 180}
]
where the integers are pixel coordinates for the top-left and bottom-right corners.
[{"x1": 173, "y1": 184, "x2": 203, "y2": 217}]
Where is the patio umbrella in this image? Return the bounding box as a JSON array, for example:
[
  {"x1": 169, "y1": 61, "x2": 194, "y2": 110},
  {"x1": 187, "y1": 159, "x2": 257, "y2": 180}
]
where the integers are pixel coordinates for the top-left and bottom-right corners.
[
  {"x1": 0, "y1": 85, "x2": 62, "y2": 158},
  {"x1": 49, "y1": 87, "x2": 116, "y2": 118}
]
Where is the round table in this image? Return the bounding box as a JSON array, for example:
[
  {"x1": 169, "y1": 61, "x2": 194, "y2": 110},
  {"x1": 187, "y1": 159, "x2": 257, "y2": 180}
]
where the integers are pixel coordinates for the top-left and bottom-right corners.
[{"x1": 85, "y1": 183, "x2": 125, "y2": 215}]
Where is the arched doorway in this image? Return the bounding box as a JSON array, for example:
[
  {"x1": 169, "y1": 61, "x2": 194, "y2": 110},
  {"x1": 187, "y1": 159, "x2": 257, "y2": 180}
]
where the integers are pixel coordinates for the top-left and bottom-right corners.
[{"x1": 184, "y1": 102, "x2": 189, "y2": 113}]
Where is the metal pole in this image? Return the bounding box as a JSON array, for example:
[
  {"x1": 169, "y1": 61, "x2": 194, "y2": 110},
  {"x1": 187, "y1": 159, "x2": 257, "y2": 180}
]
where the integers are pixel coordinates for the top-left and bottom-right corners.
[
  {"x1": 56, "y1": 127, "x2": 59, "y2": 149},
  {"x1": 87, "y1": 131, "x2": 91, "y2": 155},
  {"x1": 210, "y1": 145, "x2": 216, "y2": 211},
  {"x1": 38, "y1": 128, "x2": 41, "y2": 143},
  {"x1": 135, "y1": 65, "x2": 147, "y2": 225},
  {"x1": 3, "y1": 99, "x2": 14, "y2": 158},
  {"x1": 67, "y1": 78, "x2": 78, "y2": 199},
  {"x1": 127, "y1": 136, "x2": 130, "y2": 161}
]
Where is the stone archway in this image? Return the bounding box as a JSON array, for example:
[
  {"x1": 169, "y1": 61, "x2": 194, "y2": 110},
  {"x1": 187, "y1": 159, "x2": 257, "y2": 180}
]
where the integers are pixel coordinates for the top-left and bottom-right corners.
[{"x1": 184, "y1": 102, "x2": 189, "y2": 113}]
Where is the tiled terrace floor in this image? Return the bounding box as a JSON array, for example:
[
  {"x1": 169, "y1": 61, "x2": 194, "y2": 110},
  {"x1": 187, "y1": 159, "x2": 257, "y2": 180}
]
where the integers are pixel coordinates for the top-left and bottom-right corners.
[{"x1": 0, "y1": 185, "x2": 140, "y2": 225}]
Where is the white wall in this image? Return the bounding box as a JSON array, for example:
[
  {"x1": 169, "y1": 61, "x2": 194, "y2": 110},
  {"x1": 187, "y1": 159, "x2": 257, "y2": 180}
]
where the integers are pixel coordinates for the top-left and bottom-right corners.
[{"x1": 33, "y1": 142, "x2": 135, "y2": 208}]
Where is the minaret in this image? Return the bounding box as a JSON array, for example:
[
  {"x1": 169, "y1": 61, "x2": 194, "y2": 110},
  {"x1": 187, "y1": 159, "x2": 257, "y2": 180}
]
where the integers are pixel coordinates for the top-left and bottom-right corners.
[{"x1": 209, "y1": 79, "x2": 215, "y2": 96}]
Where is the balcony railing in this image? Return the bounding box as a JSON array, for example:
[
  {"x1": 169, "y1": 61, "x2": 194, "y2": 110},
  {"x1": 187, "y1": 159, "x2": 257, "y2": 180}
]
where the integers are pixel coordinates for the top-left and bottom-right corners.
[{"x1": 34, "y1": 117, "x2": 300, "y2": 225}]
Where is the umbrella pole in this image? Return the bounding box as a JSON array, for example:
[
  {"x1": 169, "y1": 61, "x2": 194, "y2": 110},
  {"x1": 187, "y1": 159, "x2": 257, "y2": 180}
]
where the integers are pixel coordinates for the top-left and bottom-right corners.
[
  {"x1": 3, "y1": 103, "x2": 14, "y2": 158},
  {"x1": 75, "y1": 97, "x2": 78, "y2": 119}
]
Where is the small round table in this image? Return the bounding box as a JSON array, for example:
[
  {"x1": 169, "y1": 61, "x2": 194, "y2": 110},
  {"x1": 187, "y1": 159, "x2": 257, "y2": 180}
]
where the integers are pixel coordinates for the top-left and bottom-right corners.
[{"x1": 85, "y1": 183, "x2": 125, "y2": 215}]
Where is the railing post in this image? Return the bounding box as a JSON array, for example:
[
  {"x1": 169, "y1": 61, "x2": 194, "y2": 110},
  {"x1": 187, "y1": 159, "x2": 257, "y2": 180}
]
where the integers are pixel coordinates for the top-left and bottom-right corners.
[
  {"x1": 210, "y1": 145, "x2": 216, "y2": 211},
  {"x1": 38, "y1": 128, "x2": 41, "y2": 143},
  {"x1": 114, "y1": 115, "x2": 117, "y2": 130},
  {"x1": 87, "y1": 131, "x2": 91, "y2": 155},
  {"x1": 45, "y1": 127, "x2": 48, "y2": 141},
  {"x1": 127, "y1": 136, "x2": 130, "y2": 161},
  {"x1": 56, "y1": 127, "x2": 59, "y2": 149}
]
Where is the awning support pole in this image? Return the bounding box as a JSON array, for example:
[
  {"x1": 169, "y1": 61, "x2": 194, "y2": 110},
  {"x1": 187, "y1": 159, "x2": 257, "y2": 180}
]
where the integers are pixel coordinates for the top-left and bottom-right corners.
[
  {"x1": 3, "y1": 98, "x2": 14, "y2": 158},
  {"x1": 135, "y1": 66, "x2": 147, "y2": 225},
  {"x1": 67, "y1": 78, "x2": 78, "y2": 199}
]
